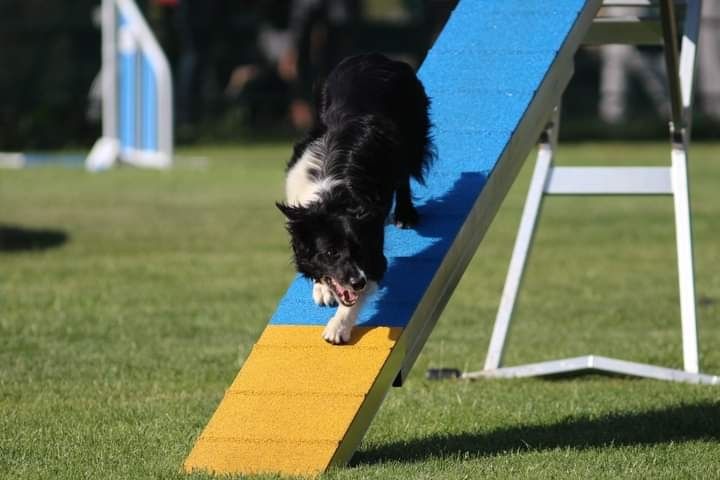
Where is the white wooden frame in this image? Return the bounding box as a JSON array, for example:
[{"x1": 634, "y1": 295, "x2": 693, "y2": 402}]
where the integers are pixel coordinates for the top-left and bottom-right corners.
[{"x1": 474, "y1": 0, "x2": 719, "y2": 385}]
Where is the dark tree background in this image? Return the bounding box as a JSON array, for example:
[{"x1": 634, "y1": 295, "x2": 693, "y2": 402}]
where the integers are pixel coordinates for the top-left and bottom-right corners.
[
  {"x1": 0, "y1": 0, "x2": 101, "y2": 149},
  {"x1": 0, "y1": 1, "x2": 715, "y2": 151}
]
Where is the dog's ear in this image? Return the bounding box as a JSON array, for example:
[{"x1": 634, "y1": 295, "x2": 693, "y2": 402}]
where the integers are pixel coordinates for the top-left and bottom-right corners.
[
  {"x1": 276, "y1": 202, "x2": 301, "y2": 221},
  {"x1": 349, "y1": 204, "x2": 380, "y2": 222}
]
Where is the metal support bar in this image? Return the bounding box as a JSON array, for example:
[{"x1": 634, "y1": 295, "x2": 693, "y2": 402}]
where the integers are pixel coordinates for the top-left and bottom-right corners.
[
  {"x1": 678, "y1": 0, "x2": 701, "y2": 131},
  {"x1": 667, "y1": 0, "x2": 701, "y2": 373},
  {"x1": 483, "y1": 107, "x2": 559, "y2": 371},
  {"x1": 585, "y1": 16, "x2": 665, "y2": 45},
  {"x1": 468, "y1": 355, "x2": 718, "y2": 385},
  {"x1": 659, "y1": 0, "x2": 685, "y2": 130},
  {"x1": 671, "y1": 140, "x2": 699, "y2": 373},
  {"x1": 602, "y1": 0, "x2": 685, "y2": 6},
  {"x1": 546, "y1": 167, "x2": 673, "y2": 194}
]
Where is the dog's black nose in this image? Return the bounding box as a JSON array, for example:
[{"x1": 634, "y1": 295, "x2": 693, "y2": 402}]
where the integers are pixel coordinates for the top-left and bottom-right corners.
[{"x1": 350, "y1": 277, "x2": 366, "y2": 291}]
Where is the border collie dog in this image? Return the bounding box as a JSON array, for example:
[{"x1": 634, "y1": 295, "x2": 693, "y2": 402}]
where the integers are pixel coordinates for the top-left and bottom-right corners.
[{"x1": 277, "y1": 53, "x2": 433, "y2": 344}]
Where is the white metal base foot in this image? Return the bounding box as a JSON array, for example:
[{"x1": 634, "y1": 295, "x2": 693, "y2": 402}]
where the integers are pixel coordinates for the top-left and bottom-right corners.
[
  {"x1": 121, "y1": 148, "x2": 172, "y2": 169},
  {"x1": 466, "y1": 356, "x2": 719, "y2": 385},
  {"x1": 86, "y1": 138, "x2": 172, "y2": 171},
  {"x1": 86, "y1": 136, "x2": 120, "y2": 171}
]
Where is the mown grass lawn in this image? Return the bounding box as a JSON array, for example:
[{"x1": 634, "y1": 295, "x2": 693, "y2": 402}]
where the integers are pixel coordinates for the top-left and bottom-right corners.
[{"x1": 1, "y1": 142, "x2": 719, "y2": 479}]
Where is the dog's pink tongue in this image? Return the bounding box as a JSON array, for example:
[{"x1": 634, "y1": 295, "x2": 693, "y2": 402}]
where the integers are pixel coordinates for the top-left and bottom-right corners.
[{"x1": 341, "y1": 288, "x2": 358, "y2": 304}]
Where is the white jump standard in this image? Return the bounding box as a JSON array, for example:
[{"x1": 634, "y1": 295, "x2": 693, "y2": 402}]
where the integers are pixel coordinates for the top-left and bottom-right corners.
[{"x1": 87, "y1": 0, "x2": 173, "y2": 171}]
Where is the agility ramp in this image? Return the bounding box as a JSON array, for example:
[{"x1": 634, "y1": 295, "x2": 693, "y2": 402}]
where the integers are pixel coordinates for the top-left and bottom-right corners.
[{"x1": 184, "y1": 0, "x2": 602, "y2": 475}]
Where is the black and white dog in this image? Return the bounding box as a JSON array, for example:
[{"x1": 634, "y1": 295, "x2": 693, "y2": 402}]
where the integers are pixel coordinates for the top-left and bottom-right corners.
[{"x1": 277, "y1": 53, "x2": 433, "y2": 344}]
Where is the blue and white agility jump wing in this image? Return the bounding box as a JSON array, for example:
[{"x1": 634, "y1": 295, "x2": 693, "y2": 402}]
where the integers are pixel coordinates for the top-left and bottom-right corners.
[{"x1": 87, "y1": 0, "x2": 173, "y2": 171}]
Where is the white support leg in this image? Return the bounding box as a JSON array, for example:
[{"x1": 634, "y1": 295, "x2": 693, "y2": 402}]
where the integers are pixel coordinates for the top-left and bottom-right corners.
[
  {"x1": 671, "y1": 143, "x2": 699, "y2": 373},
  {"x1": 484, "y1": 109, "x2": 559, "y2": 371},
  {"x1": 673, "y1": 0, "x2": 701, "y2": 374}
]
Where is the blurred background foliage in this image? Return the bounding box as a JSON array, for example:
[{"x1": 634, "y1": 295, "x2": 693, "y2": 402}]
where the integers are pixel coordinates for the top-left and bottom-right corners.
[{"x1": 0, "y1": 0, "x2": 717, "y2": 151}]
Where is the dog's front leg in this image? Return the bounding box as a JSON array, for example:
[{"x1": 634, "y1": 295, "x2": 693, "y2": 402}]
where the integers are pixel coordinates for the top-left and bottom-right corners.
[
  {"x1": 322, "y1": 281, "x2": 377, "y2": 344},
  {"x1": 313, "y1": 280, "x2": 337, "y2": 306}
]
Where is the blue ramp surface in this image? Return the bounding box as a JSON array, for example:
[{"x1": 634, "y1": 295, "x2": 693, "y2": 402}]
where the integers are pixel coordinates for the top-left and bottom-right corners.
[{"x1": 271, "y1": 0, "x2": 600, "y2": 330}]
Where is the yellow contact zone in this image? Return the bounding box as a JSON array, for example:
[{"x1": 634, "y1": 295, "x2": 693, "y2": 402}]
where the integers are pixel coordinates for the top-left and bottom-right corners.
[{"x1": 184, "y1": 325, "x2": 404, "y2": 476}]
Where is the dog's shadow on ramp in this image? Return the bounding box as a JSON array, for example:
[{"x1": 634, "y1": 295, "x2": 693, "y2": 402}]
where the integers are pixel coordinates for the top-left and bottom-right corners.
[
  {"x1": 360, "y1": 171, "x2": 489, "y2": 332},
  {"x1": 0, "y1": 224, "x2": 69, "y2": 252},
  {"x1": 346, "y1": 326, "x2": 403, "y2": 345},
  {"x1": 352, "y1": 401, "x2": 720, "y2": 465}
]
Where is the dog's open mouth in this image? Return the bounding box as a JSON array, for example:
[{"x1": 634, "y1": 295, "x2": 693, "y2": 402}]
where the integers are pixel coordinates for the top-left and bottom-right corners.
[{"x1": 324, "y1": 277, "x2": 359, "y2": 307}]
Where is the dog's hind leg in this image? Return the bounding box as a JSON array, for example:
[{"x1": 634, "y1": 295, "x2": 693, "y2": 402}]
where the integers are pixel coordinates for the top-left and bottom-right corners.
[{"x1": 393, "y1": 179, "x2": 419, "y2": 229}]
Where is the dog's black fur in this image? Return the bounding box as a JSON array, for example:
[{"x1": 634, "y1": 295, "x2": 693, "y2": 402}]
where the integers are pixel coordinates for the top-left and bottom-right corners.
[{"x1": 277, "y1": 53, "x2": 433, "y2": 306}]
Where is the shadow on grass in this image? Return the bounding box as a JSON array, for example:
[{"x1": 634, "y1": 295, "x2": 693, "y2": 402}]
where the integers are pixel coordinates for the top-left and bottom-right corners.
[
  {"x1": 0, "y1": 224, "x2": 68, "y2": 252},
  {"x1": 354, "y1": 402, "x2": 720, "y2": 465}
]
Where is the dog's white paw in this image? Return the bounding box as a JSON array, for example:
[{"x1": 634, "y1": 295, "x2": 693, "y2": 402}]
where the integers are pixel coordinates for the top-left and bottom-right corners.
[
  {"x1": 322, "y1": 317, "x2": 352, "y2": 344},
  {"x1": 313, "y1": 281, "x2": 337, "y2": 306}
]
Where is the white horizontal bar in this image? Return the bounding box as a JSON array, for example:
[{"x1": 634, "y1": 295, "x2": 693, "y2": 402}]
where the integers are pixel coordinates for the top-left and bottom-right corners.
[
  {"x1": 545, "y1": 166, "x2": 672, "y2": 194},
  {"x1": 586, "y1": 17, "x2": 664, "y2": 44},
  {"x1": 602, "y1": 0, "x2": 655, "y2": 6},
  {"x1": 466, "y1": 355, "x2": 720, "y2": 385},
  {"x1": 601, "y1": 0, "x2": 685, "y2": 6},
  {"x1": 0, "y1": 152, "x2": 25, "y2": 169}
]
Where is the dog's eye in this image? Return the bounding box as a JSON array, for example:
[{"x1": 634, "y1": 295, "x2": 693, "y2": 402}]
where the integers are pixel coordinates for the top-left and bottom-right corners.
[
  {"x1": 323, "y1": 248, "x2": 338, "y2": 259},
  {"x1": 352, "y1": 208, "x2": 369, "y2": 220}
]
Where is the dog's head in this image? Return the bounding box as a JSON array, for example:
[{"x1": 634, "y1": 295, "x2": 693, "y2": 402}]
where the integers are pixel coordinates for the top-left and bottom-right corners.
[{"x1": 277, "y1": 201, "x2": 386, "y2": 306}]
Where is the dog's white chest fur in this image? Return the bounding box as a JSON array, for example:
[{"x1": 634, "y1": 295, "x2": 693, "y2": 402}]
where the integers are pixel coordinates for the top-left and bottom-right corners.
[{"x1": 285, "y1": 146, "x2": 339, "y2": 206}]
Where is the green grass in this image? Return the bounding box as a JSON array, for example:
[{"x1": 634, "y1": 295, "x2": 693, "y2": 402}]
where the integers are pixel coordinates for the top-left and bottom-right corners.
[{"x1": 1, "y1": 142, "x2": 719, "y2": 479}]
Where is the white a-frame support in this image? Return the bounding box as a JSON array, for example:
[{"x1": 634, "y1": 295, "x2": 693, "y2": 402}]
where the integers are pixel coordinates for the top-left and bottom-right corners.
[{"x1": 473, "y1": 0, "x2": 718, "y2": 385}]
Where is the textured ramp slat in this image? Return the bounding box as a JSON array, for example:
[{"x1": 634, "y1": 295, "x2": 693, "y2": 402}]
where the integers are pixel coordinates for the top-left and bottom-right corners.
[
  {"x1": 183, "y1": 326, "x2": 404, "y2": 476},
  {"x1": 198, "y1": 393, "x2": 364, "y2": 440},
  {"x1": 184, "y1": 439, "x2": 339, "y2": 477},
  {"x1": 254, "y1": 323, "x2": 401, "y2": 347}
]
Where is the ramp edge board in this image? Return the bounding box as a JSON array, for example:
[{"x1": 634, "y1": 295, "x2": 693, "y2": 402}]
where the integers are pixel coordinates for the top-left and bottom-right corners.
[{"x1": 397, "y1": 0, "x2": 604, "y2": 384}]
